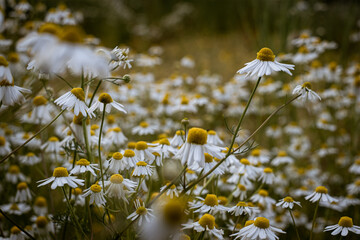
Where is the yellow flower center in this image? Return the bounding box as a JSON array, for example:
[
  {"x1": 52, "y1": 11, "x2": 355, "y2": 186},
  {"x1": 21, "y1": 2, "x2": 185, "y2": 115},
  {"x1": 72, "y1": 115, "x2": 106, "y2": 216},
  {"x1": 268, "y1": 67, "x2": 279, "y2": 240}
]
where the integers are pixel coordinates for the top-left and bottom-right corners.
[
  {"x1": 35, "y1": 216, "x2": 48, "y2": 228},
  {"x1": 176, "y1": 130, "x2": 185, "y2": 136},
  {"x1": 298, "y1": 46, "x2": 309, "y2": 54},
  {"x1": 0, "y1": 136, "x2": 5, "y2": 146},
  {"x1": 311, "y1": 60, "x2": 322, "y2": 68},
  {"x1": 136, "y1": 161, "x2": 147, "y2": 167},
  {"x1": 254, "y1": 217, "x2": 270, "y2": 229},
  {"x1": 136, "y1": 206, "x2": 147, "y2": 215},
  {"x1": 124, "y1": 149, "x2": 135, "y2": 158},
  {"x1": 10, "y1": 203, "x2": 19, "y2": 210},
  {"x1": 8, "y1": 52, "x2": 19, "y2": 63},
  {"x1": 26, "y1": 152, "x2": 35, "y2": 157},
  {"x1": 302, "y1": 82, "x2": 312, "y2": 89},
  {"x1": 112, "y1": 127, "x2": 122, "y2": 132},
  {"x1": 112, "y1": 152, "x2": 123, "y2": 160},
  {"x1": 338, "y1": 217, "x2": 353, "y2": 227},
  {"x1": 11, "y1": 226, "x2": 21, "y2": 235},
  {"x1": 49, "y1": 136, "x2": 59, "y2": 142},
  {"x1": 59, "y1": 27, "x2": 83, "y2": 43},
  {"x1": 263, "y1": 168, "x2": 273, "y2": 173},
  {"x1": 159, "y1": 138, "x2": 170, "y2": 145},
  {"x1": 90, "y1": 184, "x2": 102, "y2": 193},
  {"x1": 72, "y1": 188, "x2": 82, "y2": 195},
  {"x1": 0, "y1": 56, "x2": 9, "y2": 66},
  {"x1": 140, "y1": 121, "x2": 149, "y2": 128},
  {"x1": 258, "y1": 189, "x2": 269, "y2": 197},
  {"x1": 208, "y1": 130, "x2": 216, "y2": 135},
  {"x1": 98, "y1": 93, "x2": 113, "y2": 104},
  {"x1": 256, "y1": 48, "x2": 275, "y2": 62},
  {"x1": 204, "y1": 194, "x2": 218, "y2": 206},
  {"x1": 17, "y1": 182, "x2": 28, "y2": 190},
  {"x1": 218, "y1": 196, "x2": 228, "y2": 205},
  {"x1": 181, "y1": 96, "x2": 189, "y2": 105},
  {"x1": 283, "y1": 196, "x2": 294, "y2": 202},
  {"x1": 53, "y1": 167, "x2": 69, "y2": 177},
  {"x1": 329, "y1": 61, "x2": 337, "y2": 71},
  {"x1": 9, "y1": 165, "x2": 20, "y2": 174},
  {"x1": 187, "y1": 128, "x2": 207, "y2": 145},
  {"x1": 240, "y1": 158, "x2": 250, "y2": 165},
  {"x1": 204, "y1": 153, "x2": 213, "y2": 163},
  {"x1": 198, "y1": 214, "x2": 215, "y2": 229},
  {"x1": 110, "y1": 174, "x2": 124, "y2": 184},
  {"x1": 355, "y1": 180, "x2": 360, "y2": 186},
  {"x1": 245, "y1": 220, "x2": 255, "y2": 227},
  {"x1": 33, "y1": 96, "x2": 47, "y2": 106},
  {"x1": 278, "y1": 150, "x2": 287, "y2": 157},
  {"x1": 238, "y1": 184, "x2": 246, "y2": 191},
  {"x1": 315, "y1": 186, "x2": 328, "y2": 194},
  {"x1": 251, "y1": 149, "x2": 260, "y2": 156},
  {"x1": 107, "y1": 115, "x2": 115, "y2": 124},
  {"x1": 71, "y1": 88, "x2": 85, "y2": 101},
  {"x1": 236, "y1": 201, "x2": 247, "y2": 207},
  {"x1": 38, "y1": 23, "x2": 60, "y2": 35},
  {"x1": 128, "y1": 142, "x2": 136, "y2": 149},
  {"x1": 136, "y1": 141, "x2": 148, "y2": 150},
  {"x1": 76, "y1": 158, "x2": 90, "y2": 166},
  {"x1": 300, "y1": 33, "x2": 309, "y2": 39},
  {"x1": 35, "y1": 197, "x2": 47, "y2": 207}
]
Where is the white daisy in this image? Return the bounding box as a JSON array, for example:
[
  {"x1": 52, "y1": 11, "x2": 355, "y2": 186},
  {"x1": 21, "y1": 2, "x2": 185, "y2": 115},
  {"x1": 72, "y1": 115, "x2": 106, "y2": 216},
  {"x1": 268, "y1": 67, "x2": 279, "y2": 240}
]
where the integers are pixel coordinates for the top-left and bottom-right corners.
[
  {"x1": 250, "y1": 189, "x2": 276, "y2": 208},
  {"x1": 305, "y1": 186, "x2": 338, "y2": 203},
  {"x1": 349, "y1": 159, "x2": 360, "y2": 174},
  {"x1": 170, "y1": 130, "x2": 185, "y2": 147},
  {"x1": 88, "y1": 92, "x2": 127, "y2": 114},
  {"x1": 324, "y1": 216, "x2": 360, "y2": 237},
  {"x1": 37, "y1": 167, "x2": 84, "y2": 189},
  {"x1": 132, "y1": 161, "x2": 154, "y2": 177},
  {"x1": 1, "y1": 202, "x2": 31, "y2": 215},
  {"x1": 134, "y1": 141, "x2": 156, "y2": 163},
  {"x1": 132, "y1": 121, "x2": 159, "y2": 135},
  {"x1": 5, "y1": 165, "x2": 26, "y2": 184},
  {"x1": 122, "y1": 149, "x2": 137, "y2": 169},
  {"x1": 190, "y1": 194, "x2": 228, "y2": 214},
  {"x1": 0, "y1": 136, "x2": 11, "y2": 156},
  {"x1": 54, "y1": 88, "x2": 93, "y2": 117},
  {"x1": 271, "y1": 150, "x2": 294, "y2": 166},
  {"x1": 19, "y1": 152, "x2": 41, "y2": 165},
  {"x1": 70, "y1": 158, "x2": 99, "y2": 176},
  {"x1": 207, "y1": 130, "x2": 224, "y2": 146},
  {"x1": 105, "y1": 174, "x2": 137, "y2": 203},
  {"x1": 276, "y1": 196, "x2": 301, "y2": 209},
  {"x1": 347, "y1": 179, "x2": 360, "y2": 195},
  {"x1": 160, "y1": 184, "x2": 179, "y2": 199},
  {"x1": 33, "y1": 197, "x2": 48, "y2": 216},
  {"x1": 182, "y1": 214, "x2": 224, "y2": 239},
  {"x1": 15, "y1": 182, "x2": 32, "y2": 202},
  {"x1": 237, "y1": 47, "x2": 294, "y2": 77},
  {"x1": 259, "y1": 167, "x2": 275, "y2": 185},
  {"x1": 105, "y1": 127, "x2": 127, "y2": 146},
  {"x1": 107, "y1": 152, "x2": 127, "y2": 174},
  {"x1": 228, "y1": 202, "x2": 258, "y2": 216},
  {"x1": 0, "y1": 82, "x2": 31, "y2": 106},
  {"x1": 230, "y1": 217, "x2": 285, "y2": 240},
  {"x1": 127, "y1": 199, "x2": 155, "y2": 226},
  {"x1": 82, "y1": 183, "x2": 106, "y2": 206},
  {"x1": 292, "y1": 82, "x2": 321, "y2": 102}
]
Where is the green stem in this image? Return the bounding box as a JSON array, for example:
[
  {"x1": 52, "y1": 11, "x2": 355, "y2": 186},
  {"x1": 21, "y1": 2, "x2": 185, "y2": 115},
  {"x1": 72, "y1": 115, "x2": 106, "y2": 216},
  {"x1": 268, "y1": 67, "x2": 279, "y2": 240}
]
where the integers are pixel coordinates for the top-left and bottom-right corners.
[
  {"x1": 98, "y1": 104, "x2": 107, "y2": 192},
  {"x1": 310, "y1": 200, "x2": 320, "y2": 240},
  {"x1": 289, "y1": 209, "x2": 301, "y2": 240},
  {"x1": 0, "y1": 209, "x2": 35, "y2": 240},
  {"x1": 89, "y1": 80, "x2": 102, "y2": 106},
  {"x1": 0, "y1": 109, "x2": 66, "y2": 164}
]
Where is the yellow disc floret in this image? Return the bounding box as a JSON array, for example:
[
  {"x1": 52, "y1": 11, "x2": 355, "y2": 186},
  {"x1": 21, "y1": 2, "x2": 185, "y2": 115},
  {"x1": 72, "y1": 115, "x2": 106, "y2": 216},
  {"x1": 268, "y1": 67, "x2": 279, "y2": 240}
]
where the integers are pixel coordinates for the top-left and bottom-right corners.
[
  {"x1": 204, "y1": 194, "x2": 218, "y2": 206},
  {"x1": 240, "y1": 158, "x2": 250, "y2": 165},
  {"x1": 315, "y1": 186, "x2": 328, "y2": 194},
  {"x1": 258, "y1": 189, "x2": 269, "y2": 197},
  {"x1": 254, "y1": 217, "x2": 270, "y2": 229},
  {"x1": 90, "y1": 184, "x2": 102, "y2": 193},
  {"x1": 204, "y1": 153, "x2": 213, "y2": 163},
  {"x1": 159, "y1": 138, "x2": 170, "y2": 145},
  {"x1": 278, "y1": 150, "x2": 287, "y2": 157},
  {"x1": 110, "y1": 174, "x2": 124, "y2": 184},
  {"x1": 236, "y1": 201, "x2": 247, "y2": 207},
  {"x1": 9, "y1": 165, "x2": 20, "y2": 174},
  {"x1": 33, "y1": 96, "x2": 47, "y2": 106},
  {"x1": 0, "y1": 136, "x2": 5, "y2": 146},
  {"x1": 124, "y1": 149, "x2": 135, "y2": 158},
  {"x1": 71, "y1": 88, "x2": 85, "y2": 101},
  {"x1": 256, "y1": 48, "x2": 275, "y2": 62},
  {"x1": 0, "y1": 56, "x2": 9, "y2": 66},
  {"x1": 136, "y1": 161, "x2": 147, "y2": 167},
  {"x1": 338, "y1": 216, "x2": 353, "y2": 228},
  {"x1": 35, "y1": 216, "x2": 48, "y2": 228},
  {"x1": 283, "y1": 196, "x2": 294, "y2": 203},
  {"x1": 10, "y1": 226, "x2": 21, "y2": 234},
  {"x1": 98, "y1": 93, "x2": 113, "y2": 104},
  {"x1": 34, "y1": 197, "x2": 47, "y2": 207},
  {"x1": 302, "y1": 82, "x2": 312, "y2": 89},
  {"x1": 76, "y1": 158, "x2": 90, "y2": 166},
  {"x1": 17, "y1": 182, "x2": 28, "y2": 190},
  {"x1": 140, "y1": 121, "x2": 149, "y2": 128},
  {"x1": 263, "y1": 168, "x2": 273, "y2": 173},
  {"x1": 136, "y1": 141, "x2": 148, "y2": 150},
  {"x1": 198, "y1": 214, "x2": 215, "y2": 229},
  {"x1": 136, "y1": 206, "x2": 147, "y2": 215},
  {"x1": 112, "y1": 152, "x2": 123, "y2": 160},
  {"x1": 187, "y1": 127, "x2": 207, "y2": 145},
  {"x1": 53, "y1": 167, "x2": 69, "y2": 177}
]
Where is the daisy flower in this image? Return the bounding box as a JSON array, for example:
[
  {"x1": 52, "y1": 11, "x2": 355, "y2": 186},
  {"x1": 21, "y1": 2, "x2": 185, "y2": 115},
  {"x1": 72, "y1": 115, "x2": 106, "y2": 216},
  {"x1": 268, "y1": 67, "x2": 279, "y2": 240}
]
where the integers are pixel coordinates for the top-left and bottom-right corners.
[
  {"x1": 228, "y1": 202, "x2": 258, "y2": 216},
  {"x1": 135, "y1": 141, "x2": 155, "y2": 163},
  {"x1": 271, "y1": 150, "x2": 294, "y2": 166},
  {"x1": 0, "y1": 136, "x2": 11, "y2": 156},
  {"x1": 292, "y1": 82, "x2": 321, "y2": 102},
  {"x1": 19, "y1": 152, "x2": 41, "y2": 165},
  {"x1": 207, "y1": 130, "x2": 224, "y2": 146},
  {"x1": 29, "y1": 95, "x2": 52, "y2": 124},
  {"x1": 89, "y1": 92, "x2": 127, "y2": 114},
  {"x1": 346, "y1": 179, "x2": 360, "y2": 195},
  {"x1": 160, "y1": 183, "x2": 179, "y2": 199},
  {"x1": 250, "y1": 189, "x2": 276, "y2": 208},
  {"x1": 34, "y1": 216, "x2": 55, "y2": 238},
  {"x1": 33, "y1": 197, "x2": 48, "y2": 216},
  {"x1": 258, "y1": 167, "x2": 275, "y2": 185},
  {"x1": 107, "y1": 152, "x2": 127, "y2": 174},
  {"x1": 230, "y1": 217, "x2": 285, "y2": 240},
  {"x1": 233, "y1": 158, "x2": 261, "y2": 180},
  {"x1": 150, "y1": 138, "x2": 177, "y2": 161},
  {"x1": 237, "y1": 47, "x2": 294, "y2": 77},
  {"x1": 54, "y1": 88, "x2": 93, "y2": 117},
  {"x1": 324, "y1": 216, "x2": 360, "y2": 237},
  {"x1": 106, "y1": 127, "x2": 127, "y2": 146},
  {"x1": 15, "y1": 182, "x2": 32, "y2": 202},
  {"x1": 233, "y1": 184, "x2": 248, "y2": 200},
  {"x1": 41, "y1": 136, "x2": 61, "y2": 154},
  {"x1": 349, "y1": 159, "x2": 360, "y2": 174},
  {"x1": 105, "y1": 174, "x2": 137, "y2": 203},
  {"x1": 132, "y1": 161, "x2": 154, "y2": 177},
  {"x1": 122, "y1": 149, "x2": 137, "y2": 169},
  {"x1": 175, "y1": 127, "x2": 224, "y2": 169},
  {"x1": 82, "y1": 183, "x2": 106, "y2": 206},
  {"x1": 132, "y1": 121, "x2": 159, "y2": 135},
  {"x1": 276, "y1": 196, "x2": 301, "y2": 209},
  {"x1": 37, "y1": 167, "x2": 84, "y2": 189},
  {"x1": 305, "y1": 186, "x2": 338, "y2": 203},
  {"x1": 190, "y1": 194, "x2": 228, "y2": 214},
  {"x1": 182, "y1": 214, "x2": 224, "y2": 239},
  {"x1": 5, "y1": 165, "x2": 26, "y2": 184},
  {"x1": 70, "y1": 158, "x2": 99, "y2": 176},
  {"x1": 170, "y1": 130, "x2": 185, "y2": 147},
  {"x1": 127, "y1": 199, "x2": 155, "y2": 226},
  {"x1": 1, "y1": 202, "x2": 31, "y2": 215}
]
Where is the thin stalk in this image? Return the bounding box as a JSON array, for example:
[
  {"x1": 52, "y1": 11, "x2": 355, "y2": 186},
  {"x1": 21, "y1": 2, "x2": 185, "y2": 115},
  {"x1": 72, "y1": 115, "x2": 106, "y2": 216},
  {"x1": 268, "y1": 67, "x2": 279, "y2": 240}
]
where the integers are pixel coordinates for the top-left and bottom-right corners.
[
  {"x1": 289, "y1": 209, "x2": 301, "y2": 240},
  {"x1": 310, "y1": 200, "x2": 320, "y2": 240},
  {"x1": 89, "y1": 81, "x2": 102, "y2": 106},
  {"x1": 98, "y1": 104, "x2": 107, "y2": 192},
  {"x1": 0, "y1": 209, "x2": 35, "y2": 240},
  {"x1": 0, "y1": 109, "x2": 66, "y2": 164}
]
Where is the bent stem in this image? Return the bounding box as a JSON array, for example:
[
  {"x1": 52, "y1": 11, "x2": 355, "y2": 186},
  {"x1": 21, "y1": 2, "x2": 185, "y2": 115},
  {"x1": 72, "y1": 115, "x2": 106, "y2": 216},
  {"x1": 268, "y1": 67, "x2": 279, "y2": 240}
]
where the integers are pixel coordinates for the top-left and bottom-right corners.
[
  {"x1": 98, "y1": 104, "x2": 107, "y2": 191},
  {"x1": 310, "y1": 199, "x2": 320, "y2": 240},
  {"x1": 289, "y1": 209, "x2": 301, "y2": 240},
  {"x1": 0, "y1": 109, "x2": 66, "y2": 164}
]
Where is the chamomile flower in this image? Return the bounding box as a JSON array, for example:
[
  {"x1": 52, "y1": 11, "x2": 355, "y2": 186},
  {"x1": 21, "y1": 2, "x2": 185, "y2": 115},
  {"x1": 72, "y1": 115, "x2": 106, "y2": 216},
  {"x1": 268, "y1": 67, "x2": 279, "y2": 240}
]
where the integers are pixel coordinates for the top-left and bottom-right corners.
[
  {"x1": 133, "y1": 161, "x2": 154, "y2": 177},
  {"x1": 127, "y1": 199, "x2": 155, "y2": 226},
  {"x1": 258, "y1": 168, "x2": 275, "y2": 185},
  {"x1": 33, "y1": 197, "x2": 48, "y2": 216},
  {"x1": 37, "y1": 167, "x2": 84, "y2": 189},
  {"x1": 135, "y1": 141, "x2": 155, "y2": 163},
  {"x1": 250, "y1": 189, "x2": 276, "y2": 208},
  {"x1": 54, "y1": 88, "x2": 93, "y2": 117},
  {"x1": 346, "y1": 179, "x2": 360, "y2": 195},
  {"x1": 182, "y1": 214, "x2": 224, "y2": 239},
  {"x1": 233, "y1": 184, "x2": 248, "y2": 200},
  {"x1": 349, "y1": 159, "x2": 360, "y2": 174},
  {"x1": 160, "y1": 183, "x2": 179, "y2": 199},
  {"x1": 89, "y1": 93, "x2": 127, "y2": 114},
  {"x1": 230, "y1": 217, "x2": 285, "y2": 240},
  {"x1": 228, "y1": 202, "x2": 258, "y2": 216},
  {"x1": 305, "y1": 186, "x2": 338, "y2": 203},
  {"x1": 105, "y1": 174, "x2": 137, "y2": 203},
  {"x1": 82, "y1": 183, "x2": 106, "y2": 206},
  {"x1": 107, "y1": 152, "x2": 127, "y2": 173},
  {"x1": 106, "y1": 127, "x2": 128, "y2": 146},
  {"x1": 30, "y1": 95, "x2": 52, "y2": 124},
  {"x1": 150, "y1": 138, "x2": 177, "y2": 161},
  {"x1": 271, "y1": 150, "x2": 294, "y2": 166},
  {"x1": 122, "y1": 149, "x2": 137, "y2": 169},
  {"x1": 207, "y1": 130, "x2": 224, "y2": 146},
  {"x1": 190, "y1": 194, "x2": 228, "y2": 214},
  {"x1": 237, "y1": 47, "x2": 294, "y2": 77},
  {"x1": 170, "y1": 130, "x2": 185, "y2": 147},
  {"x1": 132, "y1": 121, "x2": 158, "y2": 135},
  {"x1": 1, "y1": 202, "x2": 31, "y2": 215},
  {"x1": 41, "y1": 136, "x2": 61, "y2": 154},
  {"x1": 10, "y1": 226, "x2": 25, "y2": 240},
  {"x1": 6, "y1": 165, "x2": 26, "y2": 184},
  {"x1": 34, "y1": 216, "x2": 55, "y2": 238},
  {"x1": 292, "y1": 82, "x2": 321, "y2": 102},
  {"x1": 15, "y1": 182, "x2": 32, "y2": 202},
  {"x1": 0, "y1": 136, "x2": 11, "y2": 156},
  {"x1": 175, "y1": 127, "x2": 224, "y2": 169},
  {"x1": 276, "y1": 196, "x2": 301, "y2": 209},
  {"x1": 324, "y1": 216, "x2": 360, "y2": 236},
  {"x1": 70, "y1": 158, "x2": 99, "y2": 176}
]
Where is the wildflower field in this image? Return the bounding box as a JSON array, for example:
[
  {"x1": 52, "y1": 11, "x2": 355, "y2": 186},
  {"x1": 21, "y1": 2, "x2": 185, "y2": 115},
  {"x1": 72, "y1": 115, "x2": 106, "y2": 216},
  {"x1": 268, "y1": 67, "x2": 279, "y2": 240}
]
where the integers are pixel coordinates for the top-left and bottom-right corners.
[{"x1": 1, "y1": 0, "x2": 360, "y2": 239}]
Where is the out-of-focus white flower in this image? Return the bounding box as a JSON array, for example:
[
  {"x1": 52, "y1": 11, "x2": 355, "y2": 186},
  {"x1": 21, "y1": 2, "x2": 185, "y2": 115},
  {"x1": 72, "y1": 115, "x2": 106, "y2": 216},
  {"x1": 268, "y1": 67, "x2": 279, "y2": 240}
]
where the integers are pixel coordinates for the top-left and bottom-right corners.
[
  {"x1": 305, "y1": 186, "x2": 338, "y2": 203},
  {"x1": 182, "y1": 214, "x2": 224, "y2": 239},
  {"x1": 82, "y1": 183, "x2": 106, "y2": 206},
  {"x1": 293, "y1": 82, "x2": 321, "y2": 102},
  {"x1": 89, "y1": 93, "x2": 127, "y2": 114},
  {"x1": 324, "y1": 216, "x2": 360, "y2": 237},
  {"x1": 127, "y1": 199, "x2": 155, "y2": 226},
  {"x1": 37, "y1": 167, "x2": 84, "y2": 189},
  {"x1": 54, "y1": 88, "x2": 93, "y2": 117},
  {"x1": 276, "y1": 196, "x2": 302, "y2": 209}
]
